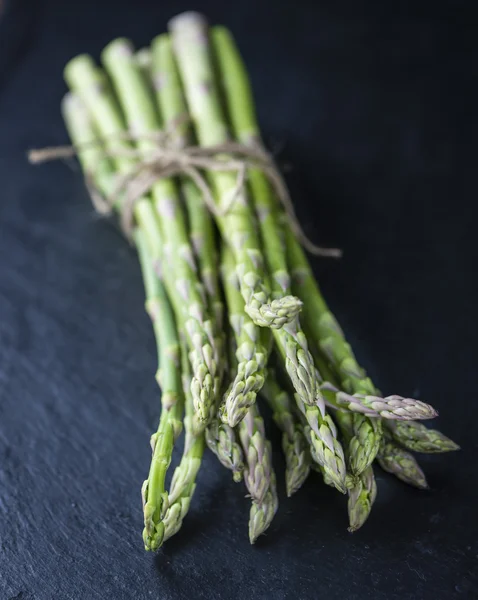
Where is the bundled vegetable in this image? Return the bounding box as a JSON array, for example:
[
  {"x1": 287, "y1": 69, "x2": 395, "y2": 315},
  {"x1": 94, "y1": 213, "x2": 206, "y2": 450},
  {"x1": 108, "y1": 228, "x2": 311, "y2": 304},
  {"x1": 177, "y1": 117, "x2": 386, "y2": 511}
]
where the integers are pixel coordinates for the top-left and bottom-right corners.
[{"x1": 32, "y1": 11, "x2": 458, "y2": 549}]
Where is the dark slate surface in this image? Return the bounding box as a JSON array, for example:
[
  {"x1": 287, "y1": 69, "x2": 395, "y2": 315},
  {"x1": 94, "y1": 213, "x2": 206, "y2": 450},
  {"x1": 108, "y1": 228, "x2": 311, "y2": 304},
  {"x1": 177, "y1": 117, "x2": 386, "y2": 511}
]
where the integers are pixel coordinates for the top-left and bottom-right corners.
[{"x1": 1, "y1": 1, "x2": 477, "y2": 598}]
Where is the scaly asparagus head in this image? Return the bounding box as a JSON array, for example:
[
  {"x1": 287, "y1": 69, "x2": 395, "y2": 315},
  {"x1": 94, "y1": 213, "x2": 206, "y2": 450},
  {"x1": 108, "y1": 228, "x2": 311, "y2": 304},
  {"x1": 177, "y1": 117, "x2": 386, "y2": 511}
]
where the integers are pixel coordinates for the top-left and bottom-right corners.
[
  {"x1": 346, "y1": 467, "x2": 377, "y2": 532},
  {"x1": 377, "y1": 437, "x2": 429, "y2": 490},
  {"x1": 261, "y1": 372, "x2": 311, "y2": 496},
  {"x1": 387, "y1": 420, "x2": 460, "y2": 454}
]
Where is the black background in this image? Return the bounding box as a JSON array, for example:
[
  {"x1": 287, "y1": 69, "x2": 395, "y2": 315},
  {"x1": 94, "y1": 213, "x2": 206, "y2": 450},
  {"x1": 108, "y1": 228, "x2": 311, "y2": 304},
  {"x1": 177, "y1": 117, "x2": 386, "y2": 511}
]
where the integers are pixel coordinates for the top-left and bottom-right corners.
[{"x1": 1, "y1": 1, "x2": 477, "y2": 598}]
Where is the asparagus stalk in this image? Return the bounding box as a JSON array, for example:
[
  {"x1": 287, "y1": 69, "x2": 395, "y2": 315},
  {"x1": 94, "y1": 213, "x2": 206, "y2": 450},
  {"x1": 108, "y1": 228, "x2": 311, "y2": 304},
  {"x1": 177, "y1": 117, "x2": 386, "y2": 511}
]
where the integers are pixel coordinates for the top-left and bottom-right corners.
[
  {"x1": 220, "y1": 306, "x2": 277, "y2": 541},
  {"x1": 323, "y1": 354, "x2": 428, "y2": 491},
  {"x1": 63, "y1": 92, "x2": 185, "y2": 550},
  {"x1": 62, "y1": 90, "x2": 205, "y2": 549},
  {"x1": 210, "y1": 25, "x2": 347, "y2": 492},
  {"x1": 386, "y1": 420, "x2": 460, "y2": 454},
  {"x1": 65, "y1": 51, "x2": 218, "y2": 425},
  {"x1": 219, "y1": 244, "x2": 266, "y2": 426},
  {"x1": 162, "y1": 339, "x2": 206, "y2": 541},
  {"x1": 212, "y1": 26, "x2": 324, "y2": 407},
  {"x1": 137, "y1": 226, "x2": 207, "y2": 545},
  {"x1": 135, "y1": 229, "x2": 185, "y2": 550},
  {"x1": 102, "y1": 38, "x2": 220, "y2": 424},
  {"x1": 317, "y1": 350, "x2": 429, "y2": 491},
  {"x1": 150, "y1": 36, "x2": 224, "y2": 332},
  {"x1": 144, "y1": 38, "x2": 229, "y2": 454},
  {"x1": 292, "y1": 395, "x2": 346, "y2": 493},
  {"x1": 210, "y1": 26, "x2": 347, "y2": 490},
  {"x1": 261, "y1": 370, "x2": 311, "y2": 496},
  {"x1": 284, "y1": 227, "x2": 384, "y2": 475},
  {"x1": 169, "y1": 12, "x2": 302, "y2": 330},
  {"x1": 283, "y1": 219, "x2": 456, "y2": 467},
  {"x1": 63, "y1": 62, "x2": 162, "y2": 254}
]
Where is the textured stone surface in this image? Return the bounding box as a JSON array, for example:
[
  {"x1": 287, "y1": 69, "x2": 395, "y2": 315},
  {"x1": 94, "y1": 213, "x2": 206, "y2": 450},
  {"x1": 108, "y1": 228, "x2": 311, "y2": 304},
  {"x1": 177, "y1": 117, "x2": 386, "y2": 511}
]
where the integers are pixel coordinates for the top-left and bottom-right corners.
[{"x1": 0, "y1": 1, "x2": 477, "y2": 599}]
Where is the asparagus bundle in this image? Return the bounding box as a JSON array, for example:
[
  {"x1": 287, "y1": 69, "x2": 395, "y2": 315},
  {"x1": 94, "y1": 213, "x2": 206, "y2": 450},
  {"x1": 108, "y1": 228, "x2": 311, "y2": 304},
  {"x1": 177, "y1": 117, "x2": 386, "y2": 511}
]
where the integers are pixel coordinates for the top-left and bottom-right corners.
[{"x1": 35, "y1": 10, "x2": 459, "y2": 549}]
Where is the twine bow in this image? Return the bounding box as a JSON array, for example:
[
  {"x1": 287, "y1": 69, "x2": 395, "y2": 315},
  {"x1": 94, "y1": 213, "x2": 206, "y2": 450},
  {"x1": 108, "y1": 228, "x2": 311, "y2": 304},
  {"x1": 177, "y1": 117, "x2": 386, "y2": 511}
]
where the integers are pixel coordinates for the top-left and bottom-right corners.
[{"x1": 28, "y1": 119, "x2": 341, "y2": 258}]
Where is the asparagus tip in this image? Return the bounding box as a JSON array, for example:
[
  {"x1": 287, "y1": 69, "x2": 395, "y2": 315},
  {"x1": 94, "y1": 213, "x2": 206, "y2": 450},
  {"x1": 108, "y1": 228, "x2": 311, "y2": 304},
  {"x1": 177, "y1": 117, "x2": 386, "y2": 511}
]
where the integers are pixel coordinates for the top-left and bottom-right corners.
[
  {"x1": 285, "y1": 464, "x2": 310, "y2": 497},
  {"x1": 168, "y1": 11, "x2": 208, "y2": 32}
]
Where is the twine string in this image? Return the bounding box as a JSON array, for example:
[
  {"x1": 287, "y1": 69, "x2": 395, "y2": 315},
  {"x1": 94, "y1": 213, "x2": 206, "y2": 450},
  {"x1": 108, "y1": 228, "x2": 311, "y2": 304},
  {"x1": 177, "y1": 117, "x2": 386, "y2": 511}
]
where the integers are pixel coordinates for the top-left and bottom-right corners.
[{"x1": 28, "y1": 124, "x2": 341, "y2": 258}]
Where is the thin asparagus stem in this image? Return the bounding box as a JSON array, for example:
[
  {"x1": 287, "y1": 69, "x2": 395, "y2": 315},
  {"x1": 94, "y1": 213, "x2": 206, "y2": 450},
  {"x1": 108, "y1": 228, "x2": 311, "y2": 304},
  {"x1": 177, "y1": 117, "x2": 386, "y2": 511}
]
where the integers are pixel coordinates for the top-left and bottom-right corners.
[
  {"x1": 62, "y1": 90, "x2": 205, "y2": 550},
  {"x1": 219, "y1": 245, "x2": 266, "y2": 426},
  {"x1": 102, "y1": 39, "x2": 221, "y2": 425},
  {"x1": 206, "y1": 25, "x2": 346, "y2": 492},
  {"x1": 135, "y1": 229, "x2": 184, "y2": 550},
  {"x1": 63, "y1": 57, "x2": 162, "y2": 250},
  {"x1": 137, "y1": 231, "x2": 206, "y2": 546},
  {"x1": 169, "y1": 12, "x2": 302, "y2": 329},
  {"x1": 151, "y1": 35, "x2": 223, "y2": 331},
  {"x1": 211, "y1": 24, "x2": 324, "y2": 412},
  {"x1": 162, "y1": 340, "x2": 206, "y2": 541},
  {"x1": 65, "y1": 50, "x2": 218, "y2": 425},
  {"x1": 283, "y1": 226, "x2": 382, "y2": 474},
  {"x1": 261, "y1": 370, "x2": 311, "y2": 496}
]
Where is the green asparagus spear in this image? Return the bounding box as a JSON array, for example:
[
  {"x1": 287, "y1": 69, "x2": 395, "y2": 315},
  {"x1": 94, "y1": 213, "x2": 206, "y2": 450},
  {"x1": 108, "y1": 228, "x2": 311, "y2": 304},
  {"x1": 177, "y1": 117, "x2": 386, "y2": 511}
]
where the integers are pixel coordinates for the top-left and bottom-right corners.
[
  {"x1": 162, "y1": 339, "x2": 206, "y2": 541},
  {"x1": 65, "y1": 51, "x2": 218, "y2": 425},
  {"x1": 62, "y1": 91, "x2": 205, "y2": 549},
  {"x1": 237, "y1": 402, "x2": 275, "y2": 505},
  {"x1": 204, "y1": 418, "x2": 245, "y2": 482},
  {"x1": 346, "y1": 466, "x2": 377, "y2": 532},
  {"x1": 386, "y1": 420, "x2": 460, "y2": 454},
  {"x1": 333, "y1": 408, "x2": 377, "y2": 531},
  {"x1": 219, "y1": 244, "x2": 266, "y2": 426},
  {"x1": 319, "y1": 354, "x2": 428, "y2": 491},
  {"x1": 209, "y1": 25, "x2": 346, "y2": 492},
  {"x1": 249, "y1": 473, "x2": 279, "y2": 544},
  {"x1": 377, "y1": 430, "x2": 428, "y2": 489},
  {"x1": 135, "y1": 229, "x2": 185, "y2": 550},
  {"x1": 62, "y1": 64, "x2": 161, "y2": 254},
  {"x1": 211, "y1": 25, "x2": 324, "y2": 411},
  {"x1": 237, "y1": 403, "x2": 278, "y2": 542},
  {"x1": 261, "y1": 370, "x2": 311, "y2": 496},
  {"x1": 150, "y1": 35, "x2": 223, "y2": 331},
  {"x1": 321, "y1": 380, "x2": 437, "y2": 420},
  {"x1": 218, "y1": 291, "x2": 277, "y2": 541},
  {"x1": 169, "y1": 12, "x2": 302, "y2": 330},
  {"x1": 283, "y1": 207, "x2": 456, "y2": 466},
  {"x1": 102, "y1": 39, "x2": 221, "y2": 425}
]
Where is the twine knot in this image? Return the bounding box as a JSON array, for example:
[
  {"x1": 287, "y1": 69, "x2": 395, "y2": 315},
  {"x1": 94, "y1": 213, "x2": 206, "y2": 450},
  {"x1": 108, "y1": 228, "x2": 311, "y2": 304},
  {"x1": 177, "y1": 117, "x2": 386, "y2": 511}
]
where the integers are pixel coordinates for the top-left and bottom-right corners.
[{"x1": 28, "y1": 116, "x2": 341, "y2": 258}]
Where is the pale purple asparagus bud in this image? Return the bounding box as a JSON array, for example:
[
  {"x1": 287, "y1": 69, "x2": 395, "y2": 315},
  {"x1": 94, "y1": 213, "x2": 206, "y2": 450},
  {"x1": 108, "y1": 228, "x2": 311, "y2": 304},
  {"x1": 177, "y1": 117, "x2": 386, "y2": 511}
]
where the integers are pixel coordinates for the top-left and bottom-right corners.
[{"x1": 327, "y1": 385, "x2": 438, "y2": 420}]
